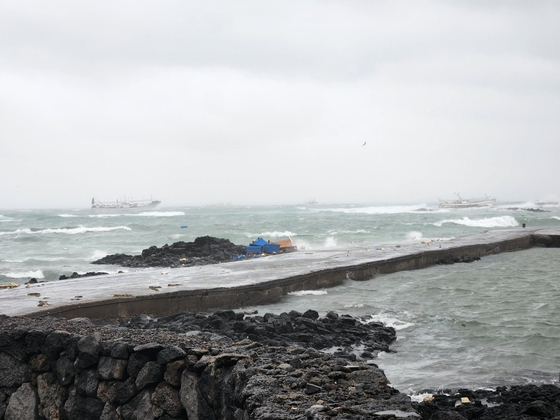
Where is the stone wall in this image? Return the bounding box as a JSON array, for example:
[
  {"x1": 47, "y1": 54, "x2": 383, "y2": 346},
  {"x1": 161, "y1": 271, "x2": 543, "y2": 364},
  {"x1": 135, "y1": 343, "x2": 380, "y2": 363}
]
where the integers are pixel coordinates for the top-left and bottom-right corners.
[{"x1": 0, "y1": 313, "x2": 415, "y2": 420}]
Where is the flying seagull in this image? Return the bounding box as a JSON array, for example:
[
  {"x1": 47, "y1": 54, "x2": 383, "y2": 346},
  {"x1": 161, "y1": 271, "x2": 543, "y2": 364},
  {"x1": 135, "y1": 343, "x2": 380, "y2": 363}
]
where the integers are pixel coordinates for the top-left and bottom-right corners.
[{"x1": 362, "y1": 142, "x2": 367, "y2": 146}]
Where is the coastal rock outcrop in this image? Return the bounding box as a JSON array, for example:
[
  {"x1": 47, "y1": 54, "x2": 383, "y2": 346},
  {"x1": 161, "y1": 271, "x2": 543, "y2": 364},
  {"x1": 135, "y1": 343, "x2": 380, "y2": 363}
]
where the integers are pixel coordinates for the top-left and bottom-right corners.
[
  {"x1": 127, "y1": 309, "x2": 397, "y2": 356},
  {"x1": 92, "y1": 236, "x2": 246, "y2": 268},
  {"x1": 0, "y1": 311, "x2": 413, "y2": 419}
]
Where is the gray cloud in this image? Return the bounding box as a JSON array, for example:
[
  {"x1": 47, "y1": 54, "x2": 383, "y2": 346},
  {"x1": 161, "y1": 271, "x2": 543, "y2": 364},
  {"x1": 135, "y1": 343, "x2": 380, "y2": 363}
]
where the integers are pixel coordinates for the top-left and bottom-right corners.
[{"x1": 1, "y1": 0, "x2": 559, "y2": 208}]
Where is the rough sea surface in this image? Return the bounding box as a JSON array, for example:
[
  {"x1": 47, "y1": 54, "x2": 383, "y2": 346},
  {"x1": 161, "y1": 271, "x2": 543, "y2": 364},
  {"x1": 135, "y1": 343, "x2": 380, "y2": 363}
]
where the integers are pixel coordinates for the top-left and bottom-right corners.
[{"x1": 1, "y1": 201, "x2": 559, "y2": 395}]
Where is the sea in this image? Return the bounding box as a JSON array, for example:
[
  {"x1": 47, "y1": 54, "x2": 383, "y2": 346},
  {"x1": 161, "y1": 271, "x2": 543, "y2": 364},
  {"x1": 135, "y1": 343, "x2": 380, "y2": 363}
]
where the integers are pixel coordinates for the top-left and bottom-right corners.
[{"x1": 1, "y1": 201, "x2": 559, "y2": 396}]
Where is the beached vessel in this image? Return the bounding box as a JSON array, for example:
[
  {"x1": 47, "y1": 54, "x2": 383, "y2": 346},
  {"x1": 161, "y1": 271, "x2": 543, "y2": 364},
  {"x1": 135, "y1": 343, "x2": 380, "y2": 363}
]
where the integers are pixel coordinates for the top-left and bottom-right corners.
[
  {"x1": 438, "y1": 194, "x2": 496, "y2": 209},
  {"x1": 91, "y1": 197, "x2": 161, "y2": 212}
]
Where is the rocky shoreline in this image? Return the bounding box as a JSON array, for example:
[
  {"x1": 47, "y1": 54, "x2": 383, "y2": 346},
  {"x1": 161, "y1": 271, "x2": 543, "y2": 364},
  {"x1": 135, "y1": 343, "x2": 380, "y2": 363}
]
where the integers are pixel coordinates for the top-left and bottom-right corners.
[
  {"x1": 1, "y1": 310, "x2": 558, "y2": 419},
  {"x1": 92, "y1": 236, "x2": 247, "y2": 269}
]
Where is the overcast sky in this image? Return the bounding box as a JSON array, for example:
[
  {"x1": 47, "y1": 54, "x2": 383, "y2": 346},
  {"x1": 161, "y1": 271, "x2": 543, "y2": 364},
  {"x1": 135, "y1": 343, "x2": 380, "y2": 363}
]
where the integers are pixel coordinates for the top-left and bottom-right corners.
[{"x1": 1, "y1": 0, "x2": 559, "y2": 208}]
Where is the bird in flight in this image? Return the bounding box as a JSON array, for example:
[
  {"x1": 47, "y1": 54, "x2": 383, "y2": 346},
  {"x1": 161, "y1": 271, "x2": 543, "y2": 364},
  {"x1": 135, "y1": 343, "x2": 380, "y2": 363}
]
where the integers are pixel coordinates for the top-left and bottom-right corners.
[{"x1": 362, "y1": 141, "x2": 367, "y2": 146}]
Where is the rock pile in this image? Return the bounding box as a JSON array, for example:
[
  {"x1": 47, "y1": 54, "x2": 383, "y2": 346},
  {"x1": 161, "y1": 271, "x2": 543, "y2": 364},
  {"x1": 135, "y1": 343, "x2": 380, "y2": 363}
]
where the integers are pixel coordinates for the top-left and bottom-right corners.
[
  {"x1": 413, "y1": 385, "x2": 560, "y2": 419},
  {"x1": 92, "y1": 236, "x2": 246, "y2": 268},
  {"x1": 126, "y1": 309, "x2": 397, "y2": 357},
  {"x1": 435, "y1": 255, "x2": 481, "y2": 265}
]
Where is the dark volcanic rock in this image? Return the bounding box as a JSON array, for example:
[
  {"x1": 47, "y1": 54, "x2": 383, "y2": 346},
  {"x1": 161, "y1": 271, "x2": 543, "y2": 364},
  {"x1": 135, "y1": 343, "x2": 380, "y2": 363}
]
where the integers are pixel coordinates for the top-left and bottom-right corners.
[
  {"x1": 436, "y1": 254, "x2": 481, "y2": 265},
  {"x1": 413, "y1": 385, "x2": 560, "y2": 419},
  {"x1": 92, "y1": 236, "x2": 246, "y2": 268},
  {"x1": 59, "y1": 271, "x2": 109, "y2": 280},
  {"x1": 127, "y1": 309, "x2": 397, "y2": 356}
]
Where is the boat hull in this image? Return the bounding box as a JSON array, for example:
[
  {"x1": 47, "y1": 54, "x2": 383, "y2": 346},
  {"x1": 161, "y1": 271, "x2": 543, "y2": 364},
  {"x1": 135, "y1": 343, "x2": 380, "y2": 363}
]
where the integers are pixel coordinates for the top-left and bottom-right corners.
[{"x1": 91, "y1": 200, "x2": 161, "y2": 212}]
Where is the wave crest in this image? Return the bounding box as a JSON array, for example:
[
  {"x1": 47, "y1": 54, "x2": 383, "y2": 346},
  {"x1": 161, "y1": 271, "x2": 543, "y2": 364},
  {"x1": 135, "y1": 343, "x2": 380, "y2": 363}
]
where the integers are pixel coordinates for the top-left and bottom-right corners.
[
  {"x1": 433, "y1": 216, "x2": 519, "y2": 228},
  {"x1": 0, "y1": 225, "x2": 131, "y2": 236}
]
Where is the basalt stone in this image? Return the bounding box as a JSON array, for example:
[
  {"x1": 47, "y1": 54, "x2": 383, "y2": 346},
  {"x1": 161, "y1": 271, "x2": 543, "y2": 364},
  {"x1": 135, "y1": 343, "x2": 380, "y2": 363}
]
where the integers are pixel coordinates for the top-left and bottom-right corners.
[
  {"x1": 59, "y1": 271, "x2": 108, "y2": 280},
  {"x1": 109, "y1": 341, "x2": 131, "y2": 359},
  {"x1": 44, "y1": 330, "x2": 75, "y2": 360},
  {"x1": 180, "y1": 370, "x2": 216, "y2": 420},
  {"x1": 164, "y1": 359, "x2": 186, "y2": 387},
  {"x1": 97, "y1": 356, "x2": 127, "y2": 381},
  {"x1": 157, "y1": 345, "x2": 186, "y2": 364},
  {"x1": 25, "y1": 330, "x2": 46, "y2": 355},
  {"x1": 133, "y1": 342, "x2": 163, "y2": 355},
  {"x1": 106, "y1": 378, "x2": 137, "y2": 404},
  {"x1": 0, "y1": 352, "x2": 30, "y2": 388},
  {"x1": 37, "y1": 372, "x2": 68, "y2": 420},
  {"x1": 303, "y1": 309, "x2": 319, "y2": 319},
  {"x1": 135, "y1": 361, "x2": 164, "y2": 390},
  {"x1": 151, "y1": 382, "x2": 184, "y2": 418},
  {"x1": 75, "y1": 369, "x2": 98, "y2": 397},
  {"x1": 120, "y1": 389, "x2": 158, "y2": 420},
  {"x1": 64, "y1": 386, "x2": 104, "y2": 420},
  {"x1": 5, "y1": 383, "x2": 39, "y2": 420},
  {"x1": 53, "y1": 356, "x2": 77, "y2": 386},
  {"x1": 99, "y1": 402, "x2": 119, "y2": 420},
  {"x1": 127, "y1": 352, "x2": 151, "y2": 379},
  {"x1": 29, "y1": 354, "x2": 50, "y2": 372}
]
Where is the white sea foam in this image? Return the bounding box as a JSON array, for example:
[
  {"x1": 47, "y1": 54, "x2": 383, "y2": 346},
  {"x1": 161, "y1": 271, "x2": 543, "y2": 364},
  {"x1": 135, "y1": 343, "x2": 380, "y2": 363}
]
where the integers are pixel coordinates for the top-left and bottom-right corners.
[
  {"x1": 250, "y1": 231, "x2": 297, "y2": 238},
  {"x1": 58, "y1": 214, "x2": 78, "y2": 218},
  {"x1": 409, "y1": 392, "x2": 436, "y2": 403},
  {"x1": 324, "y1": 236, "x2": 337, "y2": 247},
  {"x1": 0, "y1": 226, "x2": 131, "y2": 236},
  {"x1": 433, "y1": 215, "x2": 519, "y2": 228},
  {"x1": 406, "y1": 231, "x2": 424, "y2": 241},
  {"x1": 362, "y1": 312, "x2": 414, "y2": 330},
  {"x1": 329, "y1": 229, "x2": 372, "y2": 235},
  {"x1": 552, "y1": 216, "x2": 560, "y2": 222},
  {"x1": 90, "y1": 211, "x2": 185, "y2": 218},
  {"x1": 344, "y1": 303, "x2": 364, "y2": 308},
  {"x1": 287, "y1": 290, "x2": 328, "y2": 296},
  {"x1": 3, "y1": 270, "x2": 44, "y2": 279},
  {"x1": 89, "y1": 250, "x2": 108, "y2": 261},
  {"x1": 321, "y1": 204, "x2": 441, "y2": 215}
]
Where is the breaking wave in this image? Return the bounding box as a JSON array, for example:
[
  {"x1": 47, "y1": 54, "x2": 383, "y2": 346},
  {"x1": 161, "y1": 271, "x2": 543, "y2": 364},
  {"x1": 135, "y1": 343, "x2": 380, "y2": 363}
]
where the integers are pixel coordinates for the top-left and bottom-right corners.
[
  {"x1": 249, "y1": 231, "x2": 297, "y2": 238},
  {"x1": 321, "y1": 204, "x2": 440, "y2": 215},
  {"x1": 361, "y1": 311, "x2": 414, "y2": 331},
  {"x1": 58, "y1": 214, "x2": 78, "y2": 218},
  {"x1": 433, "y1": 216, "x2": 519, "y2": 228},
  {"x1": 90, "y1": 211, "x2": 185, "y2": 218},
  {"x1": 287, "y1": 290, "x2": 328, "y2": 296},
  {"x1": 0, "y1": 226, "x2": 132, "y2": 236},
  {"x1": 3, "y1": 270, "x2": 44, "y2": 279}
]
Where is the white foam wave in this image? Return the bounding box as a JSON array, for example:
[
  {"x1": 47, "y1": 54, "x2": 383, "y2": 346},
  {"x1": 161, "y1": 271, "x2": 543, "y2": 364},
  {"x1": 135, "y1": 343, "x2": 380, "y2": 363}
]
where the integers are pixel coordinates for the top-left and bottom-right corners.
[
  {"x1": 0, "y1": 225, "x2": 131, "y2": 236},
  {"x1": 324, "y1": 236, "x2": 337, "y2": 248},
  {"x1": 250, "y1": 231, "x2": 297, "y2": 238},
  {"x1": 321, "y1": 204, "x2": 437, "y2": 215},
  {"x1": 90, "y1": 211, "x2": 185, "y2": 218},
  {"x1": 58, "y1": 214, "x2": 78, "y2": 218},
  {"x1": 135, "y1": 211, "x2": 185, "y2": 217},
  {"x1": 433, "y1": 216, "x2": 519, "y2": 228},
  {"x1": 89, "y1": 250, "x2": 108, "y2": 261},
  {"x1": 3, "y1": 270, "x2": 44, "y2": 279},
  {"x1": 552, "y1": 216, "x2": 560, "y2": 222},
  {"x1": 406, "y1": 231, "x2": 424, "y2": 241},
  {"x1": 409, "y1": 392, "x2": 436, "y2": 403},
  {"x1": 362, "y1": 312, "x2": 414, "y2": 330},
  {"x1": 287, "y1": 290, "x2": 328, "y2": 296},
  {"x1": 329, "y1": 229, "x2": 371, "y2": 235}
]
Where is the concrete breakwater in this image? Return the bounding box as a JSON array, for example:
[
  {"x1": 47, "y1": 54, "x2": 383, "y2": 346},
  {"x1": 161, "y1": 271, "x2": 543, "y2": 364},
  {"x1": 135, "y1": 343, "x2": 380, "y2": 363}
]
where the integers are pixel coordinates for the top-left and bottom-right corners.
[
  {"x1": 0, "y1": 311, "x2": 414, "y2": 420},
  {"x1": 6, "y1": 227, "x2": 558, "y2": 320}
]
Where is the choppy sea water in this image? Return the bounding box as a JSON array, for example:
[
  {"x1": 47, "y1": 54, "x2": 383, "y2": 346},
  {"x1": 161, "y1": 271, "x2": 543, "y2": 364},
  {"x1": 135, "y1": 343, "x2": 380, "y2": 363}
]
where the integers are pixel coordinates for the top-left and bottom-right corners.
[{"x1": 1, "y1": 202, "x2": 559, "y2": 393}]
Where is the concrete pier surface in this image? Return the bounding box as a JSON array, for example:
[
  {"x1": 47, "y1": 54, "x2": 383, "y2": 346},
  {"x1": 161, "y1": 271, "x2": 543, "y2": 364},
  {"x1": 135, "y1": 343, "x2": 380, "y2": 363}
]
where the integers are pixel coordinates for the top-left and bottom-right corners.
[{"x1": 1, "y1": 227, "x2": 559, "y2": 319}]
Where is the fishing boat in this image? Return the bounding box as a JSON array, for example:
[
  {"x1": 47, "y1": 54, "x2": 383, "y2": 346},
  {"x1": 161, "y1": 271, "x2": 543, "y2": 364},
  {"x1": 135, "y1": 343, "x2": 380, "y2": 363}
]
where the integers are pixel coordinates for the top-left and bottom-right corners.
[
  {"x1": 91, "y1": 197, "x2": 161, "y2": 212},
  {"x1": 438, "y1": 194, "x2": 496, "y2": 209}
]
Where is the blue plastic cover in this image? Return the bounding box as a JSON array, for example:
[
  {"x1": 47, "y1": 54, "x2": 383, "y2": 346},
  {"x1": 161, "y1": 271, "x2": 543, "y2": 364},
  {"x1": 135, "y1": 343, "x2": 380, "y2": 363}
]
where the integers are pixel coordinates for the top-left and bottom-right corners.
[{"x1": 252, "y1": 238, "x2": 268, "y2": 246}]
